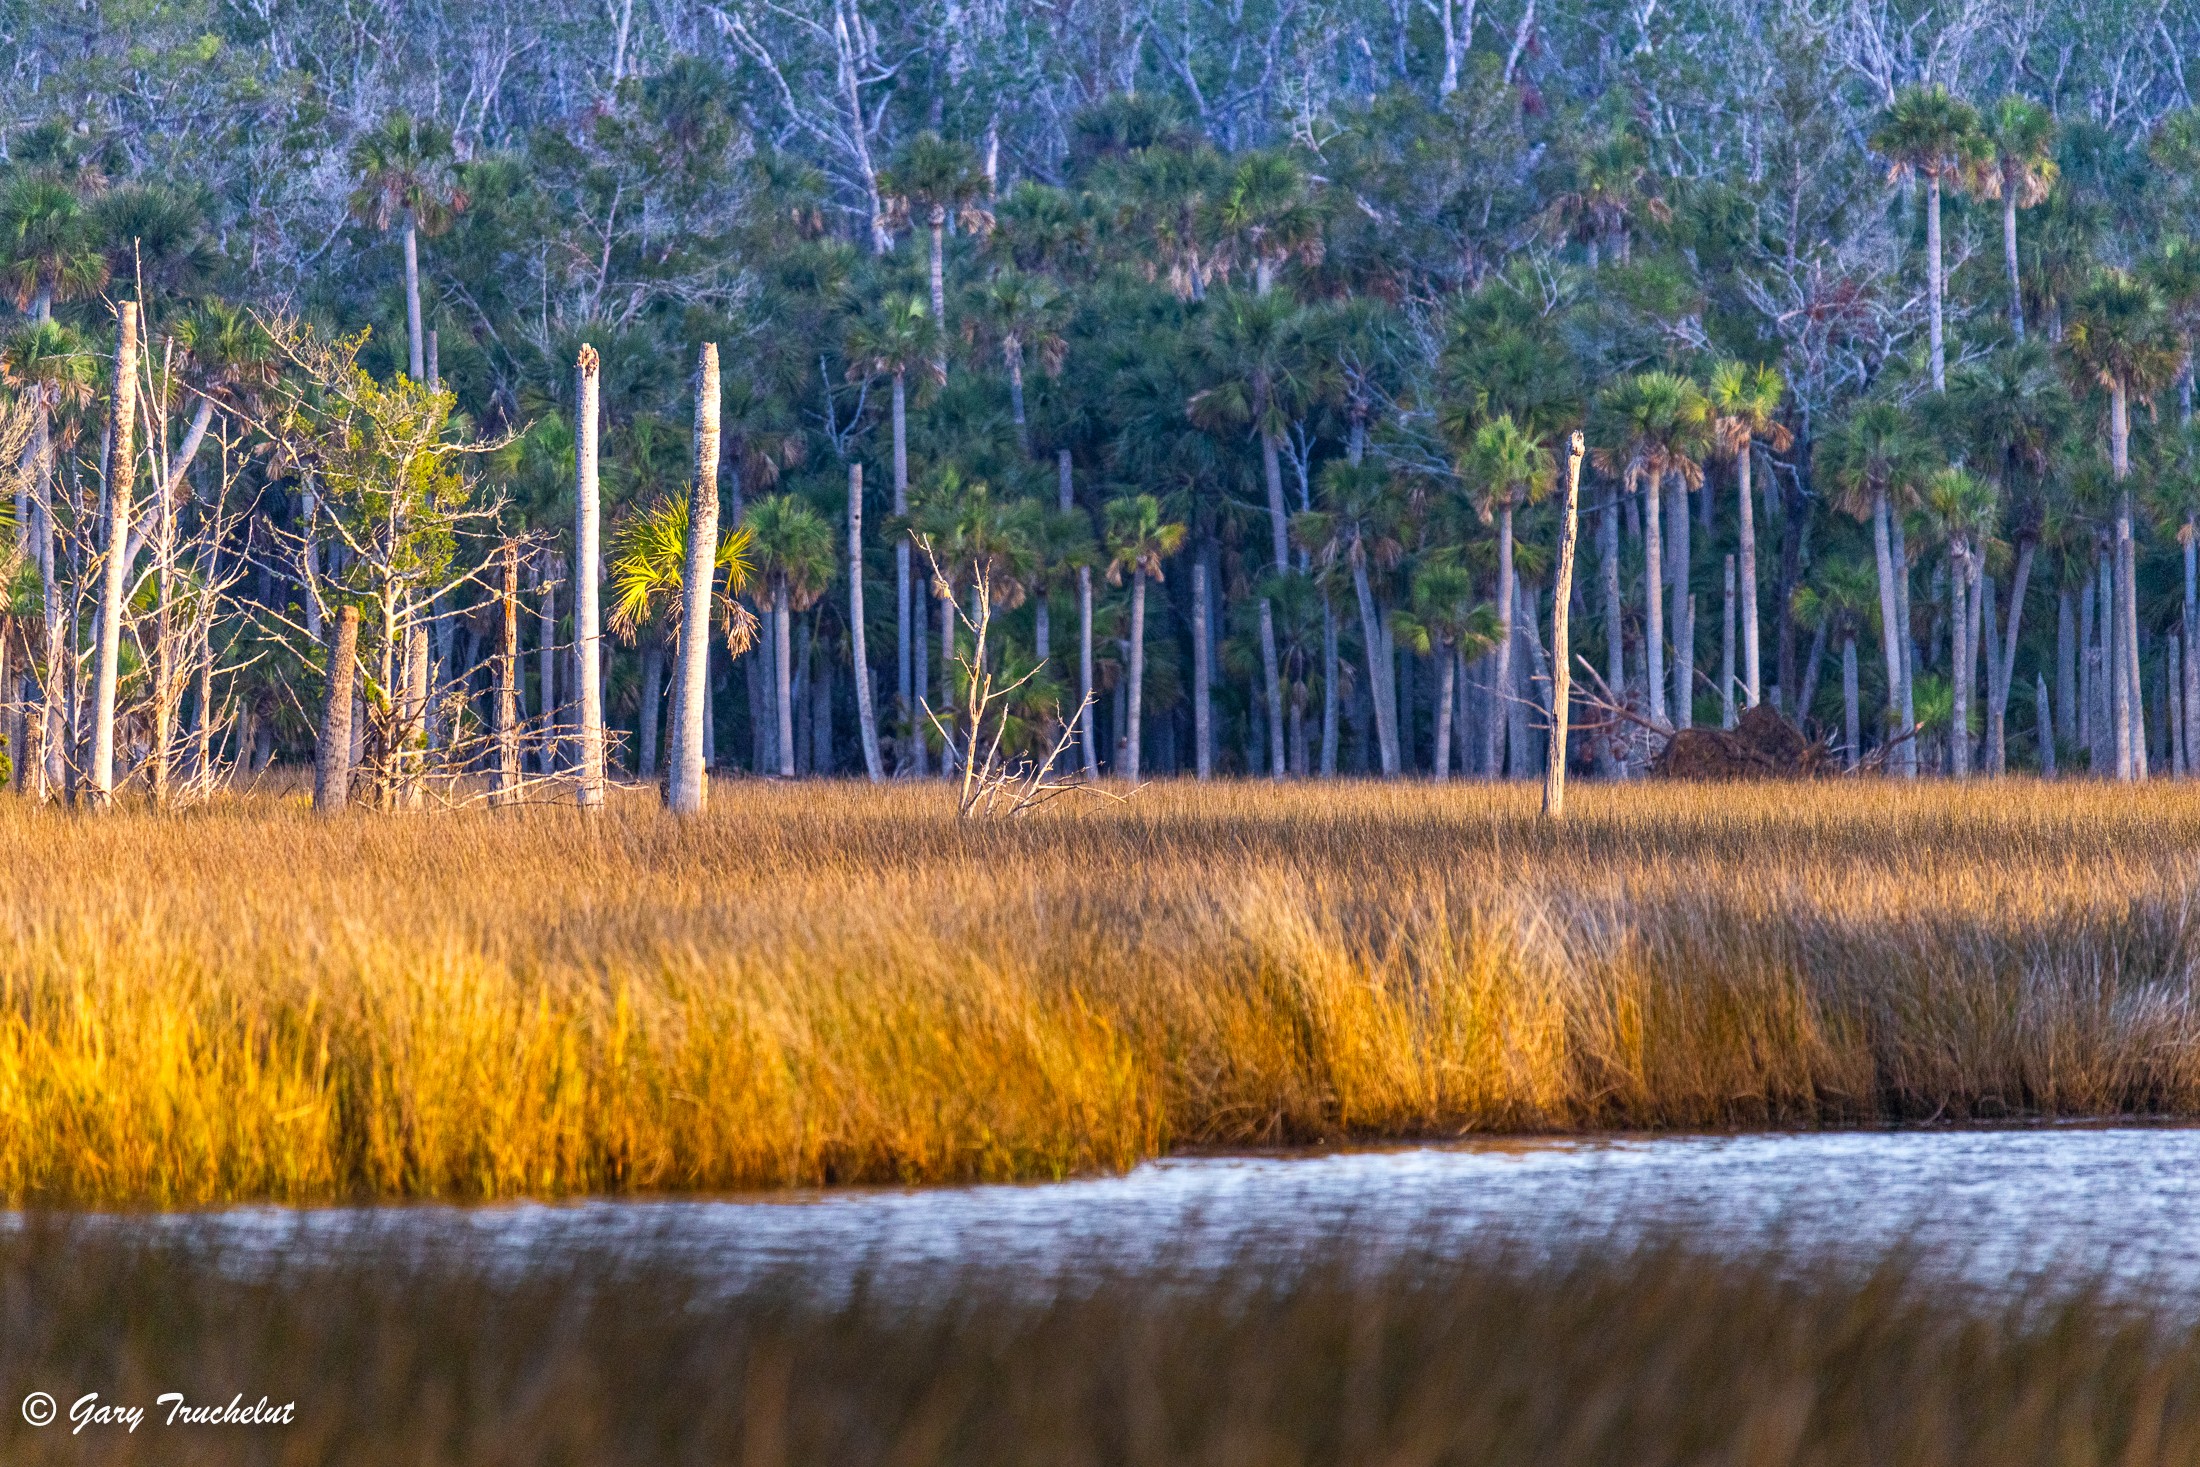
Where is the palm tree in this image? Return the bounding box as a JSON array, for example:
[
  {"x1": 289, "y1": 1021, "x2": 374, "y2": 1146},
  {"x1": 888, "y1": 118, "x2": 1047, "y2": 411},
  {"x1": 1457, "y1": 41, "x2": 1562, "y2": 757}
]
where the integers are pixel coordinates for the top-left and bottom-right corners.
[
  {"x1": 1821, "y1": 400, "x2": 1932, "y2": 777},
  {"x1": 1296, "y1": 461, "x2": 1405, "y2": 775},
  {"x1": 1919, "y1": 467, "x2": 1999, "y2": 776},
  {"x1": 1213, "y1": 150, "x2": 1322, "y2": 295},
  {"x1": 1462, "y1": 415, "x2": 1555, "y2": 776},
  {"x1": 1807, "y1": 557, "x2": 1883, "y2": 769},
  {"x1": 1103, "y1": 141, "x2": 1230, "y2": 300},
  {"x1": 879, "y1": 133, "x2": 988, "y2": 351},
  {"x1": 1390, "y1": 563, "x2": 1498, "y2": 781},
  {"x1": 346, "y1": 114, "x2": 468, "y2": 384},
  {"x1": 1872, "y1": 86, "x2": 1986, "y2": 392},
  {"x1": 2066, "y1": 269, "x2": 2183, "y2": 779},
  {"x1": 1939, "y1": 342, "x2": 2069, "y2": 771},
  {"x1": 1589, "y1": 371, "x2": 1709, "y2": 729},
  {"x1": 1972, "y1": 98, "x2": 2058, "y2": 343},
  {"x1": 0, "y1": 174, "x2": 108, "y2": 322},
  {"x1": 845, "y1": 293, "x2": 943, "y2": 770},
  {"x1": 969, "y1": 267, "x2": 1067, "y2": 454},
  {"x1": 1190, "y1": 286, "x2": 1313, "y2": 778},
  {"x1": 607, "y1": 494, "x2": 760, "y2": 763},
  {"x1": 1102, "y1": 493, "x2": 1186, "y2": 780},
  {"x1": 1708, "y1": 362, "x2": 1791, "y2": 710},
  {"x1": 743, "y1": 494, "x2": 839, "y2": 779},
  {"x1": 911, "y1": 467, "x2": 1038, "y2": 772},
  {"x1": 2149, "y1": 429, "x2": 2200, "y2": 775},
  {"x1": 1547, "y1": 129, "x2": 1667, "y2": 268}
]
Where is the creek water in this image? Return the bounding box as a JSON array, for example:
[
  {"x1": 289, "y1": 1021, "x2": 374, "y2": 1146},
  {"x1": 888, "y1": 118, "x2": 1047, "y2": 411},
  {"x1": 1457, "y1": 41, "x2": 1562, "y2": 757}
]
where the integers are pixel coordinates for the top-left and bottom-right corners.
[{"x1": 75, "y1": 1125, "x2": 2200, "y2": 1298}]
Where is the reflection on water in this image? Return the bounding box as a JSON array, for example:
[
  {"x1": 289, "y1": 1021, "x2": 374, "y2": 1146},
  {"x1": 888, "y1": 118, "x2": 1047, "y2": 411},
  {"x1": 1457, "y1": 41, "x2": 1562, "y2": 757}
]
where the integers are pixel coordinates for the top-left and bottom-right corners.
[{"x1": 59, "y1": 1127, "x2": 2200, "y2": 1296}]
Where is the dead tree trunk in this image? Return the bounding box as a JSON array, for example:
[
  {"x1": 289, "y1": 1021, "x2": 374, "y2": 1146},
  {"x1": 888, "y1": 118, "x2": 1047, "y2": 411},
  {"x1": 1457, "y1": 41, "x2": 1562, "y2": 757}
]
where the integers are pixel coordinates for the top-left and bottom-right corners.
[
  {"x1": 89, "y1": 300, "x2": 139, "y2": 808},
  {"x1": 666, "y1": 342, "x2": 720, "y2": 814},
  {"x1": 573, "y1": 344, "x2": 606, "y2": 808},
  {"x1": 493, "y1": 545, "x2": 522, "y2": 806},
  {"x1": 313, "y1": 604, "x2": 360, "y2": 814}
]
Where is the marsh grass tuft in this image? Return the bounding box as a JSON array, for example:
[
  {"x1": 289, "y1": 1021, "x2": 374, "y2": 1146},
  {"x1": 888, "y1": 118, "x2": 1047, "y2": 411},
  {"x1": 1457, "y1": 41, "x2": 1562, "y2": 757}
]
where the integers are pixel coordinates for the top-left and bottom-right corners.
[{"x1": 7, "y1": 780, "x2": 2200, "y2": 1203}]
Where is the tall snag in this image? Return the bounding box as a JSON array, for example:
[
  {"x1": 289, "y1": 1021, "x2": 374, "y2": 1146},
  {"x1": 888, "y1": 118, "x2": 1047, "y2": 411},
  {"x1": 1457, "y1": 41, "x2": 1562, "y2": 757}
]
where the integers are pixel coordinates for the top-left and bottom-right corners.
[
  {"x1": 573, "y1": 344, "x2": 606, "y2": 808},
  {"x1": 666, "y1": 342, "x2": 719, "y2": 814},
  {"x1": 313, "y1": 604, "x2": 361, "y2": 814},
  {"x1": 88, "y1": 299, "x2": 138, "y2": 808}
]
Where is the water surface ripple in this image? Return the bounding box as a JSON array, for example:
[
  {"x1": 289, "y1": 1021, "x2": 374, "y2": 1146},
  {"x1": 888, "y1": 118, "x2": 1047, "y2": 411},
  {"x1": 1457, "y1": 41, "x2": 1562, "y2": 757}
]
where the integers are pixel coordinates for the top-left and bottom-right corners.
[{"x1": 70, "y1": 1127, "x2": 2200, "y2": 1297}]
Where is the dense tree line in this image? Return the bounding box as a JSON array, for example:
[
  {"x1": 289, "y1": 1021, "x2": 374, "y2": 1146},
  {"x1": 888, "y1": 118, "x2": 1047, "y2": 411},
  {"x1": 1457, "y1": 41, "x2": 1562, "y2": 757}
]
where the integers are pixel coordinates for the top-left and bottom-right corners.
[{"x1": 13, "y1": 0, "x2": 2200, "y2": 795}]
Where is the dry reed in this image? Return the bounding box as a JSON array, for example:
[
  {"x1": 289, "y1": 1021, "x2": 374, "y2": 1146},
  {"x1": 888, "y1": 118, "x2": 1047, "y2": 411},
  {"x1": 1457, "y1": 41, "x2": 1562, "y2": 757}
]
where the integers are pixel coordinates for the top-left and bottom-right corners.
[
  {"x1": 2, "y1": 1222, "x2": 2197, "y2": 1466},
  {"x1": 5, "y1": 779, "x2": 2200, "y2": 1203}
]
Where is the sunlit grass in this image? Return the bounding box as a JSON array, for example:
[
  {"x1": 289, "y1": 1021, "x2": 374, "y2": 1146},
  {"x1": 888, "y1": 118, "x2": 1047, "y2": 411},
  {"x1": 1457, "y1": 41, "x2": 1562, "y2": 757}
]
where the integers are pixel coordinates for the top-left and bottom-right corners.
[{"x1": 5, "y1": 778, "x2": 2200, "y2": 1203}]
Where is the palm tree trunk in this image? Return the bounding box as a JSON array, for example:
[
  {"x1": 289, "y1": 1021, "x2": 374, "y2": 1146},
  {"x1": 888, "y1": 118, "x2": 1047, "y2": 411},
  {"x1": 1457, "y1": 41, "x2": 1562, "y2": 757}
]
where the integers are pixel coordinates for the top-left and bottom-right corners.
[
  {"x1": 89, "y1": 300, "x2": 137, "y2": 809},
  {"x1": 776, "y1": 583, "x2": 796, "y2": 778},
  {"x1": 929, "y1": 217, "x2": 948, "y2": 366},
  {"x1": 1078, "y1": 563, "x2": 1097, "y2": 779},
  {"x1": 1927, "y1": 172, "x2": 1946, "y2": 392},
  {"x1": 2175, "y1": 635, "x2": 2189, "y2": 775},
  {"x1": 1797, "y1": 611, "x2": 1829, "y2": 729},
  {"x1": 1543, "y1": 436, "x2": 1583, "y2": 816},
  {"x1": 1321, "y1": 591, "x2": 1340, "y2": 777},
  {"x1": 1260, "y1": 425, "x2": 1289, "y2": 779},
  {"x1": 848, "y1": 462, "x2": 883, "y2": 780},
  {"x1": 2038, "y1": 671, "x2": 2057, "y2": 776},
  {"x1": 1871, "y1": 490, "x2": 1905, "y2": 768},
  {"x1": 1888, "y1": 509, "x2": 1918, "y2": 775},
  {"x1": 2003, "y1": 191, "x2": 2024, "y2": 343},
  {"x1": 2113, "y1": 384, "x2": 2136, "y2": 780},
  {"x1": 1433, "y1": 643, "x2": 1455, "y2": 781},
  {"x1": 1989, "y1": 540, "x2": 2034, "y2": 776},
  {"x1": 896, "y1": 374, "x2": 915, "y2": 775},
  {"x1": 404, "y1": 209, "x2": 425, "y2": 383},
  {"x1": 1841, "y1": 633, "x2": 1860, "y2": 769},
  {"x1": 313, "y1": 604, "x2": 360, "y2": 813},
  {"x1": 1191, "y1": 552, "x2": 1213, "y2": 778},
  {"x1": 1258, "y1": 599, "x2": 1287, "y2": 778},
  {"x1": 1721, "y1": 554, "x2": 1737, "y2": 728},
  {"x1": 2059, "y1": 585, "x2": 2077, "y2": 747},
  {"x1": 1487, "y1": 503, "x2": 1516, "y2": 776},
  {"x1": 1668, "y1": 479, "x2": 1693, "y2": 727},
  {"x1": 1352, "y1": 557, "x2": 1399, "y2": 775},
  {"x1": 1962, "y1": 549, "x2": 1980, "y2": 778},
  {"x1": 1005, "y1": 340, "x2": 1028, "y2": 456},
  {"x1": 1124, "y1": 566, "x2": 1147, "y2": 780},
  {"x1": 1602, "y1": 492, "x2": 1624, "y2": 697},
  {"x1": 574, "y1": 345, "x2": 606, "y2": 808},
  {"x1": 1642, "y1": 474, "x2": 1667, "y2": 727},
  {"x1": 667, "y1": 342, "x2": 720, "y2": 813},
  {"x1": 2186, "y1": 518, "x2": 2200, "y2": 776},
  {"x1": 638, "y1": 641, "x2": 663, "y2": 778},
  {"x1": 1737, "y1": 447, "x2": 1761, "y2": 706}
]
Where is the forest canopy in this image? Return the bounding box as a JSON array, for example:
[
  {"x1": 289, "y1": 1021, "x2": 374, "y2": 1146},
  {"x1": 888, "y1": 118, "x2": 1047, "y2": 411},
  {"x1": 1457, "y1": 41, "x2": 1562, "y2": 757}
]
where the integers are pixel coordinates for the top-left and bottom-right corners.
[{"x1": 6, "y1": 0, "x2": 2200, "y2": 797}]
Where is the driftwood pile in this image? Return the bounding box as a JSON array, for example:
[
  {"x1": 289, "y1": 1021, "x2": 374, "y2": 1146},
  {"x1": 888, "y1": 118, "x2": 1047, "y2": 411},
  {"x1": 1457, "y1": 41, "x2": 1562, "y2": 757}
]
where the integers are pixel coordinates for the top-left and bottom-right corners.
[{"x1": 1649, "y1": 706, "x2": 1834, "y2": 781}]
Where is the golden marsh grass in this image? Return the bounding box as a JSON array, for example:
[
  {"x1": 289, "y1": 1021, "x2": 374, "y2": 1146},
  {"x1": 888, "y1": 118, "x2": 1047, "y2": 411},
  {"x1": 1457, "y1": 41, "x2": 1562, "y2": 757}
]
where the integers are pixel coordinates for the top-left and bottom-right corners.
[{"x1": 6, "y1": 779, "x2": 2200, "y2": 1203}]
